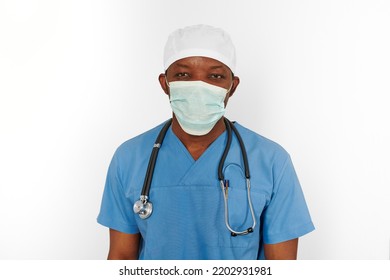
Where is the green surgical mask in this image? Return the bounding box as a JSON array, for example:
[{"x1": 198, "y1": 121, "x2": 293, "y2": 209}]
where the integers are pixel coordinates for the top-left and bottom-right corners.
[{"x1": 168, "y1": 80, "x2": 230, "y2": 136}]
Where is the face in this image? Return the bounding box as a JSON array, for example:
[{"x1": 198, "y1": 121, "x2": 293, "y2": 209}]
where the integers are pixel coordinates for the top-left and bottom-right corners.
[{"x1": 159, "y1": 56, "x2": 240, "y2": 105}]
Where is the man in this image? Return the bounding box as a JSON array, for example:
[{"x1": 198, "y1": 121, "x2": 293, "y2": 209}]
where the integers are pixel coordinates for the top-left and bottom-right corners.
[{"x1": 97, "y1": 24, "x2": 314, "y2": 260}]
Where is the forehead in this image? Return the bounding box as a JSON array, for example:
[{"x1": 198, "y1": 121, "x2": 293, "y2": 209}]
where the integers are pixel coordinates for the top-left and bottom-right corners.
[{"x1": 168, "y1": 56, "x2": 230, "y2": 72}]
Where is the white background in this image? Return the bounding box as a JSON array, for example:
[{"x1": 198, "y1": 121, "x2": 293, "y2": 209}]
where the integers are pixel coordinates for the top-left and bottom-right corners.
[{"x1": 0, "y1": 0, "x2": 389, "y2": 260}]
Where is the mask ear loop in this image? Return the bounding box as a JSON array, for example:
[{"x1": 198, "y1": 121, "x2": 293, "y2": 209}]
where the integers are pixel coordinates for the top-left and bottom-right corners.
[
  {"x1": 165, "y1": 76, "x2": 172, "y2": 101},
  {"x1": 226, "y1": 81, "x2": 234, "y2": 95},
  {"x1": 223, "y1": 82, "x2": 234, "y2": 109},
  {"x1": 165, "y1": 76, "x2": 170, "y2": 88}
]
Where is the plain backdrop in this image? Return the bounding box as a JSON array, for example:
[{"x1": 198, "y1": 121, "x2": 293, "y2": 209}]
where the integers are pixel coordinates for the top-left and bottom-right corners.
[{"x1": 0, "y1": 0, "x2": 389, "y2": 260}]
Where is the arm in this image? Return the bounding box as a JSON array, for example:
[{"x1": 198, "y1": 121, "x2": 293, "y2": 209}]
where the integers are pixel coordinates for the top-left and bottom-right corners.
[
  {"x1": 107, "y1": 229, "x2": 141, "y2": 260},
  {"x1": 263, "y1": 238, "x2": 298, "y2": 260}
]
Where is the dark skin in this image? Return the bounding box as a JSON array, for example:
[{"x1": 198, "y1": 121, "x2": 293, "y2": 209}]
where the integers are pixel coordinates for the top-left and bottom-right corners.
[
  {"x1": 107, "y1": 56, "x2": 298, "y2": 260},
  {"x1": 159, "y1": 56, "x2": 240, "y2": 160}
]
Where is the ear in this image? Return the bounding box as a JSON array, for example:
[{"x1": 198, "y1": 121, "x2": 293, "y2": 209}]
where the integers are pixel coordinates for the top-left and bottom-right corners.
[
  {"x1": 228, "y1": 76, "x2": 240, "y2": 97},
  {"x1": 158, "y1": 73, "x2": 169, "y2": 96}
]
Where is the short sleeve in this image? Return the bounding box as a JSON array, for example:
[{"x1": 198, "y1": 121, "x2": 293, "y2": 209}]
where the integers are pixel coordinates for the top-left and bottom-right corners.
[
  {"x1": 262, "y1": 154, "x2": 314, "y2": 244},
  {"x1": 97, "y1": 151, "x2": 139, "y2": 234}
]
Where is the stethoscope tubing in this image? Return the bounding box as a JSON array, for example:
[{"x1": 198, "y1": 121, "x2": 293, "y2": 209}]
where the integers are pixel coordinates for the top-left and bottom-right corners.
[
  {"x1": 135, "y1": 117, "x2": 257, "y2": 235},
  {"x1": 141, "y1": 119, "x2": 172, "y2": 199},
  {"x1": 220, "y1": 179, "x2": 256, "y2": 236}
]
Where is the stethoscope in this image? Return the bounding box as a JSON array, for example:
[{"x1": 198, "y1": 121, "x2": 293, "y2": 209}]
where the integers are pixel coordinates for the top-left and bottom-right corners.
[{"x1": 133, "y1": 118, "x2": 256, "y2": 236}]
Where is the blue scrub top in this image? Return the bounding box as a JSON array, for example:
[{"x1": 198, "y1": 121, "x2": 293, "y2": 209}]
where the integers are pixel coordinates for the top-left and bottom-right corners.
[{"x1": 97, "y1": 121, "x2": 314, "y2": 259}]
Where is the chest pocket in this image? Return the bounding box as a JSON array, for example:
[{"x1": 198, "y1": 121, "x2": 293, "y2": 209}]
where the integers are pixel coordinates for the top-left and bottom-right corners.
[{"x1": 217, "y1": 163, "x2": 267, "y2": 248}]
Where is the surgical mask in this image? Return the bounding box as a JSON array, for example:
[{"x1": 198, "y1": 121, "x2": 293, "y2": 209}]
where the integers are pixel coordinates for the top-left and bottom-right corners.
[{"x1": 168, "y1": 80, "x2": 230, "y2": 136}]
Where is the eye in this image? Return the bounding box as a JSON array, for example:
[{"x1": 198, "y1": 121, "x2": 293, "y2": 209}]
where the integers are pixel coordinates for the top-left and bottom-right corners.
[
  {"x1": 209, "y1": 73, "x2": 225, "y2": 79},
  {"x1": 175, "y1": 72, "x2": 190, "y2": 78}
]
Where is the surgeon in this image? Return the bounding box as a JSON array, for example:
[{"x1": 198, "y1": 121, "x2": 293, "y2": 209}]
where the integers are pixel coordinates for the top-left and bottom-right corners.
[{"x1": 97, "y1": 24, "x2": 315, "y2": 260}]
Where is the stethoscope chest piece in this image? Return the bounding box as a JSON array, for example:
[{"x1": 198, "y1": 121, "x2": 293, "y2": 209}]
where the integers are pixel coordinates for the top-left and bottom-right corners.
[{"x1": 133, "y1": 198, "x2": 153, "y2": 219}]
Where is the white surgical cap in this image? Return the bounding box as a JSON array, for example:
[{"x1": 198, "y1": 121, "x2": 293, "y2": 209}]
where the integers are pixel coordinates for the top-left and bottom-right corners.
[{"x1": 163, "y1": 24, "x2": 236, "y2": 73}]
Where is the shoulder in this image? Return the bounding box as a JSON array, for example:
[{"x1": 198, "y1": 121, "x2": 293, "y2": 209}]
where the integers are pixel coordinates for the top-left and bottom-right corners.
[
  {"x1": 233, "y1": 122, "x2": 290, "y2": 161},
  {"x1": 113, "y1": 121, "x2": 169, "y2": 161}
]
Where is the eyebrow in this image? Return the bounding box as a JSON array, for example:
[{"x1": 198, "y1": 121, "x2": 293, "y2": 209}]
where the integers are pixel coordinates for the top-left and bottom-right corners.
[
  {"x1": 173, "y1": 63, "x2": 225, "y2": 70},
  {"x1": 209, "y1": 65, "x2": 224, "y2": 70},
  {"x1": 174, "y1": 63, "x2": 190, "y2": 68}
]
